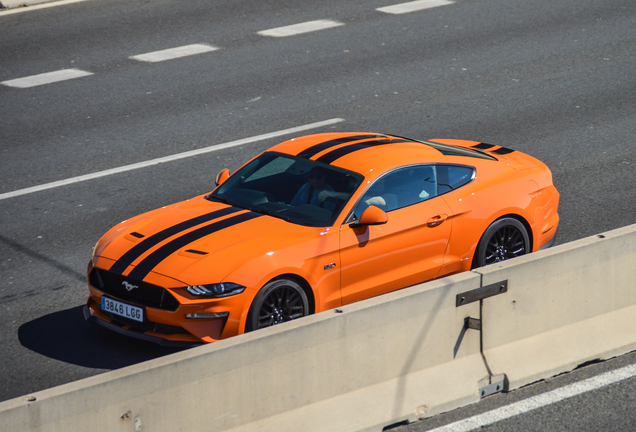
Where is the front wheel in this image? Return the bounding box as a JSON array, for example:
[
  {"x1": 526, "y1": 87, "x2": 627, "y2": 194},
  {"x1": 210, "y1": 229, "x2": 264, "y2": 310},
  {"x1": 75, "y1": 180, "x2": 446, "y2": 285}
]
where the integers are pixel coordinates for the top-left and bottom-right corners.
[
  {"x1": 246, "y1": 278, "x2": 309, "y2": 332},
  {"x1": 473, "y1": 217, "x2": 530, "y2": 268}
]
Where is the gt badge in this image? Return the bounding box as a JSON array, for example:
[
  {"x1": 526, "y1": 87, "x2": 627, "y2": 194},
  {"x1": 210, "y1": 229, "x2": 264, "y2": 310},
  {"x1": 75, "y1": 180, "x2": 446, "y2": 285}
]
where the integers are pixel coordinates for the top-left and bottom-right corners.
[{"x1": 324, "y1": 263, "x2": 336, "y2": 270}]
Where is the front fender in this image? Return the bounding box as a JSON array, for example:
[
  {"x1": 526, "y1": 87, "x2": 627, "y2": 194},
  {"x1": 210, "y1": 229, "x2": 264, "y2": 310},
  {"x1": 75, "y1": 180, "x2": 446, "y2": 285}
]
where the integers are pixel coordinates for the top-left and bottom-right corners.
[{"x1": 225, "y1": 228, "x2": 342, "y2": 334}]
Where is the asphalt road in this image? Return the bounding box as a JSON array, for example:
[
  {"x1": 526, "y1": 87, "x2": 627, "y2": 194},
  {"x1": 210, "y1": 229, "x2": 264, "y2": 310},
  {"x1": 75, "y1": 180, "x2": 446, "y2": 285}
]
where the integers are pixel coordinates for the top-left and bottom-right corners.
[
  {"x1": 395, "y1": 351, "x2": 636, "y2": 432},
  {"x1": 1, "y1": 0, "x2": 635, "y2": 430}
]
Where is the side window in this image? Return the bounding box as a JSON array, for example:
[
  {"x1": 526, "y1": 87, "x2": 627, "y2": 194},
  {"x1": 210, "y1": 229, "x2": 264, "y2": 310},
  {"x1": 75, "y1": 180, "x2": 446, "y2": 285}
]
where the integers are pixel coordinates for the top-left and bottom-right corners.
[
  {"x1": 352, "y1": 165, "x2": 438, "y2": 219},
  {"x1": 437, "y1": 165, "x2": 475, "y2": 194}
]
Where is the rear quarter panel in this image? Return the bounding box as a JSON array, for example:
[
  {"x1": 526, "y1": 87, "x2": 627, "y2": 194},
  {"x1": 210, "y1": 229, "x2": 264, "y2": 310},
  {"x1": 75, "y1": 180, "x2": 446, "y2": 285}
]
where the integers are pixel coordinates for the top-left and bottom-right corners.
[{"x1": 439, "y1": 157, "x2": 554, "y2": 274}]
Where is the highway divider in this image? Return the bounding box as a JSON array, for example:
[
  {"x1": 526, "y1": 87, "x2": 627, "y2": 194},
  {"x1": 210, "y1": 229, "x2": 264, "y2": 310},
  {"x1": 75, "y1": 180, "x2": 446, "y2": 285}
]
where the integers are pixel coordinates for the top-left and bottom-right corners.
[
  {"x1": 478, "y1": 223, "x2": 636, "y2": 391},
  {"x1": 2, "y1": 223, "x2": 636, "y2": 431},
  {"x1": 0, "y1": 0, "x2": 55, "y2": 9},
  {"x1": 0, "y1": 272, "x2": 487, "y2": 432}
]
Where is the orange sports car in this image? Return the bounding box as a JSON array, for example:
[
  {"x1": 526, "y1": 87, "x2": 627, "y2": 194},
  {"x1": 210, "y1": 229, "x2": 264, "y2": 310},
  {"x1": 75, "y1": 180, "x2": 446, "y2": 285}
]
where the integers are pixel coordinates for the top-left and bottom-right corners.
[{"x1": 85, "y1": 132, "x2": 559, "y2": 346}]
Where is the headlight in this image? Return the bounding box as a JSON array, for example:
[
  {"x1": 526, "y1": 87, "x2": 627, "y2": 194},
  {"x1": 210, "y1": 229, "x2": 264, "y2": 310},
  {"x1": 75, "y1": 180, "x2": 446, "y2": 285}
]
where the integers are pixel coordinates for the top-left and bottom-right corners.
[{"x1": 185, "y1": 283, "x2": 245, "y2": 298}]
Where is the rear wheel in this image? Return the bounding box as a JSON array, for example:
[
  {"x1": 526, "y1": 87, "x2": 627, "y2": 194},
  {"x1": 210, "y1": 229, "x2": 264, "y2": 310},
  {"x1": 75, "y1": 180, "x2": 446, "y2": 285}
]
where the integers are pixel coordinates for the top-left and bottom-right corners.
[
  {"x1": 474, "y1": 218, "x2": 530, "y2": 268},
  {"x1": 246, "y1": 278, "x2": 309, "y2": 332}
]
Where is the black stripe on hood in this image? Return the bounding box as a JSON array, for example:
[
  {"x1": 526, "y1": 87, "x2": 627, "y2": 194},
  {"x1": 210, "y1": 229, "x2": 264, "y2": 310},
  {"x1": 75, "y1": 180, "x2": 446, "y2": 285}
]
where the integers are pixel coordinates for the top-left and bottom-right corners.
[
  {"x1": 126, "y1": 211, "x2": 263, "y2": 281},
  {"x1": 109, "y1": 206, "x2": 242, "y2": 275}
]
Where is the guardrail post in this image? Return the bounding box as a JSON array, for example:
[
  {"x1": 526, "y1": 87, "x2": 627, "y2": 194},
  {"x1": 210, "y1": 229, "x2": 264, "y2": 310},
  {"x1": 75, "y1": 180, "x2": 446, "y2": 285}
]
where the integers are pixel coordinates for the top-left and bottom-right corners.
[{"x1": 457, "y1": 280, "x2": 509, "y2": 398}]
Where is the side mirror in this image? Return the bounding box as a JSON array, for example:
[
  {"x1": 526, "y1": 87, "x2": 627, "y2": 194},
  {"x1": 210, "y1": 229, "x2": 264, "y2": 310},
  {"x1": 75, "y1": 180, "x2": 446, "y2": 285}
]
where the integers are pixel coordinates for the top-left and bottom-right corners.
[
  {"x1": 215, "y1": 168, "x2": 230, "y2": 186},
  {"x1": 352, "y1": 205, "x2": 388, "y2": 227}
]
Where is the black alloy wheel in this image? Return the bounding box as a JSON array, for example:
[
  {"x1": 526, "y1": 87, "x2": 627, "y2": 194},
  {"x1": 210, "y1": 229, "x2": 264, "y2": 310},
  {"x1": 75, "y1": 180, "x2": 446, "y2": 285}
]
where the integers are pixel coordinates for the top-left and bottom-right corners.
[
  {"x1": 474, "y1": 217, "x2": 530, "y2": 268},
  {"x1": 246, "y1": 278, "x2": 309, "y2": 331}
]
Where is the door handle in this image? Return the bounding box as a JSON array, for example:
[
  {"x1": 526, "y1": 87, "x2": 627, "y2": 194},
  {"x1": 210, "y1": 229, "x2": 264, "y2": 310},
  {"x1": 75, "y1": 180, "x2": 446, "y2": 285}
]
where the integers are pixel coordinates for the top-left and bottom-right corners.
[{"x1": 427, "y1": 214, "x2": 448, "y2": 227}]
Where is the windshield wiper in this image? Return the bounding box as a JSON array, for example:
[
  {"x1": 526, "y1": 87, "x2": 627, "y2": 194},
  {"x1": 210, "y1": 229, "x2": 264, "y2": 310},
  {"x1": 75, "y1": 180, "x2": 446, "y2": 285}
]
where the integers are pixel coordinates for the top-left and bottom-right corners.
[
  {"x1": 206, "y1": 194, "x2": 247, "y2": 209},
  {"x1": 249, "y1": 206, "x2": 293, "y2": 222}
]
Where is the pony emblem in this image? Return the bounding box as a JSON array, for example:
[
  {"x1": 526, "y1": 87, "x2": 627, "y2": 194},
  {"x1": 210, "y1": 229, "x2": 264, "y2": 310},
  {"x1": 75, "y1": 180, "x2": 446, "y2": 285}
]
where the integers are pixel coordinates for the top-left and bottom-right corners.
[{"x1": 122, "y1": 281, "x2": 138, "y2": 292}]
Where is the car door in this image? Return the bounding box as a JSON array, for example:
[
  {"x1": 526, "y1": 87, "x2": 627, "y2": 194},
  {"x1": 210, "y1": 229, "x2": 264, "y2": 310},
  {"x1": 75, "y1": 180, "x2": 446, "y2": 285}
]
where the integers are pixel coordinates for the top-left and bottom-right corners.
[{"x1": 339, "y1": 165, "x2": 453, "y2": 305}]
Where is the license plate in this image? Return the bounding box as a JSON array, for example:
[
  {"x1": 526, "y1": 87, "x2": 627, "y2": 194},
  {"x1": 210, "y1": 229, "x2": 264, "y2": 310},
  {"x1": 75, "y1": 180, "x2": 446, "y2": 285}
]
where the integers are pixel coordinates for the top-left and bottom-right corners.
[{"x1": 101, "y1": 297, "x2": 144, "y2": 323}]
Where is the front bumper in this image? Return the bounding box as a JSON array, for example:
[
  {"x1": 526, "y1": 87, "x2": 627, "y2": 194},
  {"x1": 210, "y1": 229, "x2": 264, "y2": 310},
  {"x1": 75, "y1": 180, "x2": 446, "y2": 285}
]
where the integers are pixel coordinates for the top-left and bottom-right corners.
[
  {"x1": 83, "y1": 305, "x2": 201, "y2": 348},
  {"x1": 85, "y1": 261, "x2": 246, "y2": 345}
]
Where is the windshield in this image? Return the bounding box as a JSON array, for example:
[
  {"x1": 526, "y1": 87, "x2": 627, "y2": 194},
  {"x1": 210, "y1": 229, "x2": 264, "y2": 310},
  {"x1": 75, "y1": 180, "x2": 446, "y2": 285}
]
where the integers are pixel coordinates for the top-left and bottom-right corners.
[{"x1": 208, "y1": 152, "x2": 364, "y2": 227}]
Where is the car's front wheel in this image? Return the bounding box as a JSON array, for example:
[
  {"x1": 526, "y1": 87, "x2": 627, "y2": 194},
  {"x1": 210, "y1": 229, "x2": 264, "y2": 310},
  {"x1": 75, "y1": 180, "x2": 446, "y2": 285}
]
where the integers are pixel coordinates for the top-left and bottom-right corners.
[
  {"x1": 473, "y1": 217, "x2": 530, "y2": 268},
  {"x1": 246, "y1": 278, "x2": 309, "y2": 332}
]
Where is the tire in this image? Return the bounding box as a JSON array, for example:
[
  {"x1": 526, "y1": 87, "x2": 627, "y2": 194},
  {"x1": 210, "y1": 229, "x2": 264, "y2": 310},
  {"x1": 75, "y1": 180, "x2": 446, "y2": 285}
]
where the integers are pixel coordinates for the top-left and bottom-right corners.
[
  {"x1": 246, "y1": 278, "x2": 309, "y2": 332},
  {"x1": 473, "y1": 217, "x2": 530, "y2": 268}
]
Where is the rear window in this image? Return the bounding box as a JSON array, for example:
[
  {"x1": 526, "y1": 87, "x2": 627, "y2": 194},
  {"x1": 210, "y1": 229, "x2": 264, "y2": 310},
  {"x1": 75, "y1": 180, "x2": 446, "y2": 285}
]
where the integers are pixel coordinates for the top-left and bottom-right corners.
[{"x1": 423, "y1": 141, "x2": 497, "y2": 160}]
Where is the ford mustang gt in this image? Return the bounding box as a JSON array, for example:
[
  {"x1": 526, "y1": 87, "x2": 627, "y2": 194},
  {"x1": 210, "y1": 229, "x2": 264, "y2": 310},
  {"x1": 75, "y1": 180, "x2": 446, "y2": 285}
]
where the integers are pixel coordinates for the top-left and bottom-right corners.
[{"x1": 85, "y1": 132, "x2": 559, "y2": 346}]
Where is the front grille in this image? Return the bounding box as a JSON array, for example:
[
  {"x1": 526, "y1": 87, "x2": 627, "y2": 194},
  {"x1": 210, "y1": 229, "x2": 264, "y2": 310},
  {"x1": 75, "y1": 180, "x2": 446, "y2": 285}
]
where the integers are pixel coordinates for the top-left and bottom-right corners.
[{"x1": 90, "y1": 268, "x2": 180, "y2": 311}]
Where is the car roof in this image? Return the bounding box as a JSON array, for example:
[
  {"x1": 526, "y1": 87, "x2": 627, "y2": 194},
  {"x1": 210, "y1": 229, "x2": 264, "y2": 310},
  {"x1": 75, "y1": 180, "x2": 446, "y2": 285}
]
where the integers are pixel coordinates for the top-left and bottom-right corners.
[{"x1": 270, "y1": 132, "x2": 497, "y2": 175}]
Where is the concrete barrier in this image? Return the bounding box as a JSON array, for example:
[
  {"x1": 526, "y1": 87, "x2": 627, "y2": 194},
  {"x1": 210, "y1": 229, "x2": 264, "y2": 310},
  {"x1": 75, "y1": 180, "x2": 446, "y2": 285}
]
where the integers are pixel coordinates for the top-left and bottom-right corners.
[
  {"x1": 3, "y1": 223, "x2": 636, "y2": 431},
  {"x1": 0, "y1": 0, "x2": 55, "y2": 9},
  {"x1": 0, "y1": 272, "x2": 486, "y2": 432},
  {"x1": 478, "y1": 224, "x2": 636, "y2": 391}
]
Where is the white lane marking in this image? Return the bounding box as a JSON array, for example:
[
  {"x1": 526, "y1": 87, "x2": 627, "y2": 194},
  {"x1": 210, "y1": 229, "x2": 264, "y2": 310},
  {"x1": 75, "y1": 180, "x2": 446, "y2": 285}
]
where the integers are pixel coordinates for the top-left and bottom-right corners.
[
  {"x1": 0, "y1": 0, "x2": 86, "y2": 16},
  {"x1": 129, "y1": 44, "x2": 219, "y2": 63},
  {"x1": 0, "y1": 118, "x2": 345, "y2": 201},
  {"x1": 377, "y1": 0, "x2": 454, "y2": 15},
  {"x1": 258, "y1": 19, "x2": 344, "y2": 37},
  {"x1": 428, "y1": 363, "x2": 636, "y2": 432},
  {"x1": 1, "y1": 68, "x2": 93, "y2": 88}
]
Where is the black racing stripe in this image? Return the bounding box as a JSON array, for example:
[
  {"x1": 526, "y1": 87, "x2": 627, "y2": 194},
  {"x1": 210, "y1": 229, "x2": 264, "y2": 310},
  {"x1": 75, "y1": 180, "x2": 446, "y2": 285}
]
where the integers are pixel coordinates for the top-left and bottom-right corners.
[
  {"x1": 109, "y1": 206, "x2": 242, "y2": 275},
  {"x1": 127, "y1": 212, "x2": 263, "y2": 281},
  {"x1": 316, "y1": 139, "x2": 410, "y2": 164},
  {"x1": 297, "y1": 135, "x2": 382, "y2": 159},
  {"x1": 491, "y1": 146, "x2": 515, "y2": 155},
  {"x1": 473, "y1": 143, "x2": 496, "y2": 150}
]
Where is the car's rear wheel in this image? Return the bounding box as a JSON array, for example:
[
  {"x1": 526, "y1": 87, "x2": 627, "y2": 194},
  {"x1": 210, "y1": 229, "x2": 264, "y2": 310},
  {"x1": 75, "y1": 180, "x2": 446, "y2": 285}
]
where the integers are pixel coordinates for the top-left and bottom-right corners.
[
  {"x1": 246, "y1": 278, "x2": 309, "y2": 332},
  {"x1": 474, "y1": 217, "x2": 530, "y2": 268}
]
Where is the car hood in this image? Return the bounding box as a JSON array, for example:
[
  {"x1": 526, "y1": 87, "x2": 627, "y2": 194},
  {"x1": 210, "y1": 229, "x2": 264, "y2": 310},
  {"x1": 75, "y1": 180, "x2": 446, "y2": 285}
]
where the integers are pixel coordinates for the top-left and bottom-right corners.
[{"x1": 95, "y1": 196, "x2": 322, "y2": 285}]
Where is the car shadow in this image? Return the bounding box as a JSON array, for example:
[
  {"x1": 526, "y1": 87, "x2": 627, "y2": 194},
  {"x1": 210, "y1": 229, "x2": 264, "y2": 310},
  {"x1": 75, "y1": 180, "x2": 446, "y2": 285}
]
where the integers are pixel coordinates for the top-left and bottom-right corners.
[{"x1": 18, "y1": 306, "x2": 186, "y2": 369}]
